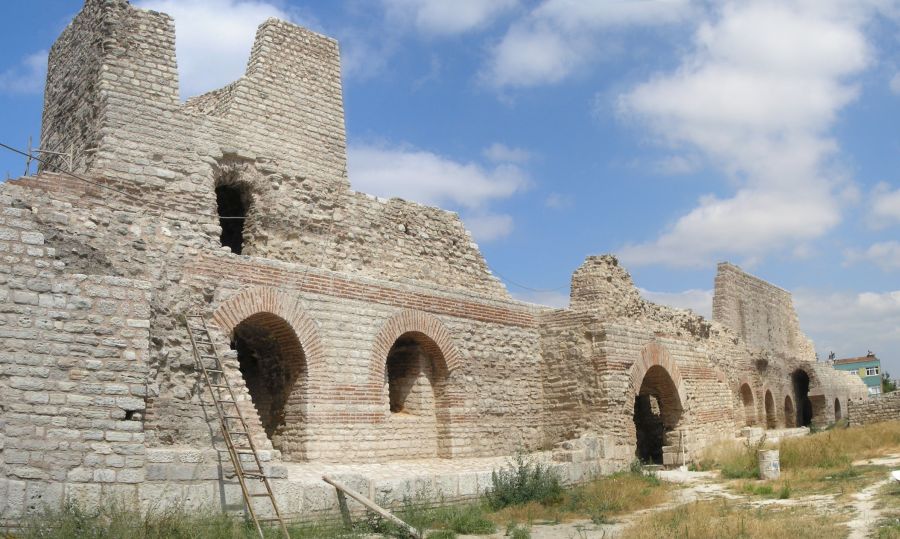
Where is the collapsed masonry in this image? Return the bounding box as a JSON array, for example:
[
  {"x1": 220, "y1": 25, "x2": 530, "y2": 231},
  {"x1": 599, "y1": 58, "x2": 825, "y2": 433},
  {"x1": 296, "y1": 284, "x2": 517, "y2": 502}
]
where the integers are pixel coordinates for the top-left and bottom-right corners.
[{"x1": 0, "y1": 0, "x2": 869, "y2": 521}]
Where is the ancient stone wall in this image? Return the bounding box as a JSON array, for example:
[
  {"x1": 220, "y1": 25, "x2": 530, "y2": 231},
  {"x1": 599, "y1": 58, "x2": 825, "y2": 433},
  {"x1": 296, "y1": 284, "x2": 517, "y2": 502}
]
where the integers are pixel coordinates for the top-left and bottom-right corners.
[
  {"x1": 38, "y1": 0, "x2": 504, "y2": 298},
  {"x1": 0, "y1": 194, "x2": 152, "y2": 517},
  {"x1": 713, "y1": 262, "x2": 816, "y2": 361},
  {"x1": 849, "y1": 391, "x2": 900, "y2": 426}
]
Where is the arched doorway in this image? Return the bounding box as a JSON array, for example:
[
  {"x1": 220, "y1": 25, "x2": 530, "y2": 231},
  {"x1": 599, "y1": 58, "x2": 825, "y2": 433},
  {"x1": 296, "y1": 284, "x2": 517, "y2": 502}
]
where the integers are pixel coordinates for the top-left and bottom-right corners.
[
  {"x1": 834, "y1": 398, "x2": 842, "y2": 421},
  {"x1": 739, "y1": 383, "x2": 756, "y2": 426},
  {"x1": 792, "y1": 370, "x2": 813, "y2": 427},
  {"x1": 633, "y1": 365, "x2": 683, "y2": 464},
  {"x1": 383, "y1": 331, "x2": 451, "y2": 458},
  {"x1": 231, "y1": 312, "x2": 306, "y2": 454},
  {"x1": 764, "y1": 390, "x2": 777, "y2": 429},
  {"x1": 784, "y1": 395, "x2": 796, "y2": 428}
]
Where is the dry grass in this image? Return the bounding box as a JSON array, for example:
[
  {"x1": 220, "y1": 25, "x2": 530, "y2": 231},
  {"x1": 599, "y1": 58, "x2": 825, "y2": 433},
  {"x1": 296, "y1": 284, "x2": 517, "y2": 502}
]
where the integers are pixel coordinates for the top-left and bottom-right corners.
[
  {"x1": 697, "y1": 422, "x2": 900, "y2": 482},
  {"x1": 780, "y1": 422, "x2": 900, "y2": 468},
  {"x1": 490, "y1": 469, "x2": 670, "y2": 526},
  {"x1": 618, "y1": 499, "x2": 846, "y2": 539}
]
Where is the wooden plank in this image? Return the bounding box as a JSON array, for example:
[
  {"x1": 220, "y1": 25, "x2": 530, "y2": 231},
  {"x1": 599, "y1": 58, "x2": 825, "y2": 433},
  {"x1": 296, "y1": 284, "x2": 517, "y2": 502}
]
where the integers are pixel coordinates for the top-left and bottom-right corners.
[{"x1": 322, "y1": 475, "x2": 422, "y2": 539}]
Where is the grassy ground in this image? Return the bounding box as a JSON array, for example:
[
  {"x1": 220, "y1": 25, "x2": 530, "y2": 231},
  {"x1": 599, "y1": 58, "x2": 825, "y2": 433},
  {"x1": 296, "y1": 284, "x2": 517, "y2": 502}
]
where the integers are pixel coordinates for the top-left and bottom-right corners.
[
  {"x1": 697, "y1": 421, "x2": 900, "y2": 500},
  {"x1": 3, "y1": 467, "x2": 669, "y2": 539},
  {"x1": 618, "y1": 499, "x2": 846, "y2": 539}
]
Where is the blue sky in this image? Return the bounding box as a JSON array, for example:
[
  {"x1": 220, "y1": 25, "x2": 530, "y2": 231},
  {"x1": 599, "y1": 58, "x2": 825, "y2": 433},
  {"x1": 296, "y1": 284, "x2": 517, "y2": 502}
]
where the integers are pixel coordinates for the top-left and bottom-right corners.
[{"x1": 1, "y1": 0, "x2": 899, "y2": 372}]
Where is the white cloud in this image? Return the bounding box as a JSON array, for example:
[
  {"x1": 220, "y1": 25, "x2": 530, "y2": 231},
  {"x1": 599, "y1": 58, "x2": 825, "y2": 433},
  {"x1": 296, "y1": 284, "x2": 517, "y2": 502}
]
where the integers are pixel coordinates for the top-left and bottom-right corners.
[
  {"x1": 348, "y1": 143, "x2": 529, "y2": 242},
  {"x1": 846, "y1": 241, "x2": 900, "y2": 271},
  {"x1": 348, "y1": 143, "x2": 528, "y2": 208},
  {"x1": 891, "y1": 72, "x2": 900, "y2": 94},
  {"x1": 463, "y1": 213, "x2": 515, "y2": 242},
  {"x1": 618, "y1": 1, "x2": 875, "y2": 268},
  {"x1": 383, "y1": 0, "x2": 518, "y2": 36},
  {"x1": 482, "y1": 0, "x2": 693, "y2": 88},
  {"x1": 869, "y1": 182, "x2": 900, "y2": 229},
  {"x1": 794, "y1": 288, "x2": 900, "y2": 372},
  {"x1": 545, "y1": 192, "x2": 573, "y2": 209},
  {"x1": 484, "y1": 143, "x2": 532, "y2": 164},
  {"x1": 639, "y1": 288, "x2": 713, "y2": 318},
  {"x1": 134, "y1": 0, "x2": 300, "y2": 98},
  {"x1": 0, "y1": 50, "x2": 46, "y2": 95}
]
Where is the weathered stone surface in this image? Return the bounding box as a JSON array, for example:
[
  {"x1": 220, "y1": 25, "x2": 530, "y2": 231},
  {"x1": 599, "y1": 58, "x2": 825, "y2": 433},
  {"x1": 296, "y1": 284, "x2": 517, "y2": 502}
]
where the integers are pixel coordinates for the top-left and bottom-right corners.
[{"x1": 0, "y1": 0, "x2": 870, "y2": 523}]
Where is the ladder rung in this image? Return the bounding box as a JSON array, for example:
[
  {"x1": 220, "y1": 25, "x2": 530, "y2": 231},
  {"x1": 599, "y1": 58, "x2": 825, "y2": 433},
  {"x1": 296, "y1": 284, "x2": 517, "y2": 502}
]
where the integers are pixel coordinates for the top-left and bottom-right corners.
[
  {"x1": 256, "y1": 517, "x2": 283, "y2": 522},
  {"x1": 210, "y1": 384, "x2": 229, "y2": 388},
  {"x1": 229, "y1": 431, "x2": 249, "y2": 436},
  {"x1": 206, "y1": 369, "x2": 224, "y2": 374},
  {"x1": 250, "y1": 493, "x2": 273, "y2": 498}
]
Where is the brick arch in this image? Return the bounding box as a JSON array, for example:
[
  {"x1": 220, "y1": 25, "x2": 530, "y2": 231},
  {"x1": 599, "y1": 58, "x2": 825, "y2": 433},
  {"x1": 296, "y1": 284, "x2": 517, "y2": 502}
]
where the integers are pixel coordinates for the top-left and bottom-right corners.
[
  {"x1": 211, "y1": 286, "x2": 325, "y2": 375},
  {"x1": 628, "y1": 342, "x2": 687, "y2": 405},
  {"x1": 370, "y1": 310, "x2": 462, "y2": 383}
]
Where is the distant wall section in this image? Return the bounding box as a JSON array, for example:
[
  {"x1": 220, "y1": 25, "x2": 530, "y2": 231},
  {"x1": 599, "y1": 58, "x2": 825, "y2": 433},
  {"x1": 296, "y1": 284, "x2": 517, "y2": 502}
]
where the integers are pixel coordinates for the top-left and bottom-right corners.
[{"x1": 712, "y1": 262, "x2": 815, "y2": 361}]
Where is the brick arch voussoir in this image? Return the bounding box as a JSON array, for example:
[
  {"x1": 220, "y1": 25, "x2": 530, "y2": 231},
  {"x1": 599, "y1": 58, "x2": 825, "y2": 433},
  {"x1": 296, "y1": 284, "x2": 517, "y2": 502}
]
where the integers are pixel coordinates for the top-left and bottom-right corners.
[
  {"x1": 210, "y1": 286, "x2": 325, "y2": 375},
  {"x1": 628, "y1": 342, "x2": 687, "y2": 409},
  {"x1": 370, "y1": 310, "x2": 462, "y2": 383}
]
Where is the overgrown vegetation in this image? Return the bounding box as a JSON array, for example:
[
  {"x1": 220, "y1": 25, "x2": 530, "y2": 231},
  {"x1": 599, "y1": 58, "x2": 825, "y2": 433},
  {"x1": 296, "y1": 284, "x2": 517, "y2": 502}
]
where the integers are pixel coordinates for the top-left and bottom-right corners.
[
  {"x1": 5, "y1": 456, "x2": 670, "y2": 539},
  {"x1": 483, "y1": 454, "x2": 564, "y2": 510},
  {"x1": 619, "y1": 499, "x2": 846, "y2": 539}
]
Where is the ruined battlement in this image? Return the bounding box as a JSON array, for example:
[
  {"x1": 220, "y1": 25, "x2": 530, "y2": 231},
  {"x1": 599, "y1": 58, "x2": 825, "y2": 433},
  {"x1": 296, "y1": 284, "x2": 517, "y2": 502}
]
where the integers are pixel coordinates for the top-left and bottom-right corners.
[{"x1": 713, "y1": 262, "x2": 816, "y2": 361}]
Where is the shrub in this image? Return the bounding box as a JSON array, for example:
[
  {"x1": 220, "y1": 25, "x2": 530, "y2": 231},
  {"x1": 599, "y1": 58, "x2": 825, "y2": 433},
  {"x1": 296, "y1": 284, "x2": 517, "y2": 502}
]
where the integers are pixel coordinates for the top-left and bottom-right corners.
[{"x1": 484, "y1": 454, "x2": 563, "y2": 510}]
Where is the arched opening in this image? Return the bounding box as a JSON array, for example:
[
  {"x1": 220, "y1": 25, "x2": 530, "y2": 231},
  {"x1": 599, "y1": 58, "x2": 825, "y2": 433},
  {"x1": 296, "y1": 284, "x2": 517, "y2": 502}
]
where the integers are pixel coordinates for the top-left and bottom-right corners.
[
  {"x1": 834, "y1": 398, "x2": 842, "y2": 421},
  {"x1": 764, "y1": 390, "x2": 777, "y2": 429},
  {"x1": 784, "y1": 395, "x2": 796, "y2": 428},
  {"x1": 216, "y1": 183, "x2": 249, "y2": 254},
  {"x1": 633, "y1": 365, "x2": 683, "y2": 465},
  {"x1": 231, "y1": 312, "x2": 306, "y2": 453},
  {"x1": 792, "y1": 369, "x2": 813, "y2": 427},
  {"x1": 383, "y1": 331, "x2": 450, "y2": 458},
  {"x1": 739, "y1": 383, "x2": 756, "y2": 426}
]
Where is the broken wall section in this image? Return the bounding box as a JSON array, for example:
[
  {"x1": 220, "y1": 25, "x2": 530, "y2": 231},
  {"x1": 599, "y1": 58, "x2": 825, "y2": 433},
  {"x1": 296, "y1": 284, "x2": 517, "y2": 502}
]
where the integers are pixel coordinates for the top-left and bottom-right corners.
[
  {"x1": 0, "y1": 197, "x2": 152, "y2": 519},
  {"x1": 712, "y1": 262, "x2": 815, "y2": 361}
]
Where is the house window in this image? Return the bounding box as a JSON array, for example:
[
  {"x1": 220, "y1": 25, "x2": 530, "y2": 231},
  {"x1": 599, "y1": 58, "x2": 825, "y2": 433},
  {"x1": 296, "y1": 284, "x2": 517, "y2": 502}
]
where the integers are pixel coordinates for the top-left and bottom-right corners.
[
  {"x1": 866, "y1": 366, "x2": 880, "y2": 376},
  {"x1": 869, "y1": 386, "x2": 882, "y2": 396}
]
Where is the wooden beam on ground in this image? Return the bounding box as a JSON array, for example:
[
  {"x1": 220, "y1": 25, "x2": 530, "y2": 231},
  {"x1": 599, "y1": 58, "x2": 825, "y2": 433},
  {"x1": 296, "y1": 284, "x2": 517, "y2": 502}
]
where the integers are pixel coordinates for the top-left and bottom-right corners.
[{"x1": 322, "y1": 475, "x2": 422, "y2": 539}]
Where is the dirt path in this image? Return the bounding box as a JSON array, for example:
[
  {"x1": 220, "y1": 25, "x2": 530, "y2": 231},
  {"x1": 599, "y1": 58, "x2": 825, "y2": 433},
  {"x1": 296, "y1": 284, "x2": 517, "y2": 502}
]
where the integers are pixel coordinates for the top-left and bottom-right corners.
[{"x1": 846, "y1": 477, "x2": 891, "y2": 539}]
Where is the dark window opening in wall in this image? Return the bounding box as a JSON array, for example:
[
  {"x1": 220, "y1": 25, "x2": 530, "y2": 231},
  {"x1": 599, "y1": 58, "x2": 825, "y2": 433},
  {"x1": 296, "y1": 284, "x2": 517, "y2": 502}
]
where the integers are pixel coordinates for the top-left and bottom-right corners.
[
  {"x1": 834, "y1": 398, "x2": 842, "y2": 421},
  {"x1": 386, "y1": 334, "x2": 435, "y2": 415},
  {"x1": 216, "y1": 184, "x2": 247, "y2": 254},
  {"x1": 231, "y1": 312, "x2": 306, "y2": 448},
  {"x1": 633, "y1": 365, "x2": 683, "y2": 465},
  {"x1": 792, "y1": 369, "x2": 813, "y2": 427},
  {"x1": 765, "y1": 390, "x2": 777, "y2": 429}
]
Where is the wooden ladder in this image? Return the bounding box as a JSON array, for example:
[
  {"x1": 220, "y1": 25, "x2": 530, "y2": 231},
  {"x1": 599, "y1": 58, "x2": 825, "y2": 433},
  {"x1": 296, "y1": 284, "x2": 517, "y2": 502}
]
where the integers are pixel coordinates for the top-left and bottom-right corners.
[{"x1": 183, "y1": 314, "x2": 290, "y2": 539}]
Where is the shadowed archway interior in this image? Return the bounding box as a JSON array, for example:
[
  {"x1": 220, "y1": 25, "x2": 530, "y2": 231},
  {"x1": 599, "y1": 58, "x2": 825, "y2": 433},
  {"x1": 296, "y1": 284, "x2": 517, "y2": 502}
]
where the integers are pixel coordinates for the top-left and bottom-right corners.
[
  {"x1": 231, "y1": 312, "x2": 306, "y2": 453},
  {"x1": 633, "y1": 365, "x2": 683, "y2": 464}
]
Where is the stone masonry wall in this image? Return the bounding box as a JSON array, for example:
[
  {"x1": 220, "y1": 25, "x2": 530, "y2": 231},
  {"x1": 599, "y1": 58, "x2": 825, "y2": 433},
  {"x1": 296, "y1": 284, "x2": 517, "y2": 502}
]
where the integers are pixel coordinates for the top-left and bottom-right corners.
[
  {"x1": 37, "y1": 0, "x2": 504, "y2": 298},
  {"x1": 0, "y1": 193, "x2": 152, "y2": 519},
  {"x1": 849, "y1": 391, "x2": 900, "y2": 426},
  {"x1": 713, "y1": 262, "x2": 816, "y2": 361}
]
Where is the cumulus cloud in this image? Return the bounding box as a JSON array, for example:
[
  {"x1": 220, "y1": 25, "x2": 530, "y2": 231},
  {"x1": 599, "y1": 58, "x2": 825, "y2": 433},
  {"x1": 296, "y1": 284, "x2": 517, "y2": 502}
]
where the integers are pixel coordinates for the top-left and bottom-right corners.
[
  {"x1": 639, "y1": 288, "x2": 713, "y2": 318},
  {"x1": 891, "y1": 72, "x2": 900, "y2": 94},
  {"x1": 545, "y1": 192, "x2": 573, "y2": 209},
  {"x1": 618, "y1": 1, "x2": 875, "y2": 268},
  {"x1": 347, "y1": 143, "x2": 529, "y2": 241},
  {"x1": 135, "y1": 0, "x2": 302, "y2": 98},
  {"x1": 484, "y1": 143, "x2": 532, "y2": 164},
  {"x1": 0, "y1": 50, "x2": 47, "y2": 95},
  {"x1": 482, "y1": 0, "x2": 693, "y2": 87},
  {"x1": 463, "y1": 213, "x2": 515, "y2": 242},
  {"x1": 869, "y1": 182, "x2": 900, "y2": 229},
  {"x1": 384, "y1": 0, "x2": 518, "y2": 36},
  {"x1": 846, "y1": 241, "x2": 900, "y2": 271},
  {"x1": 794, "y1": 288, "x2": 900, "y2": 371}
]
